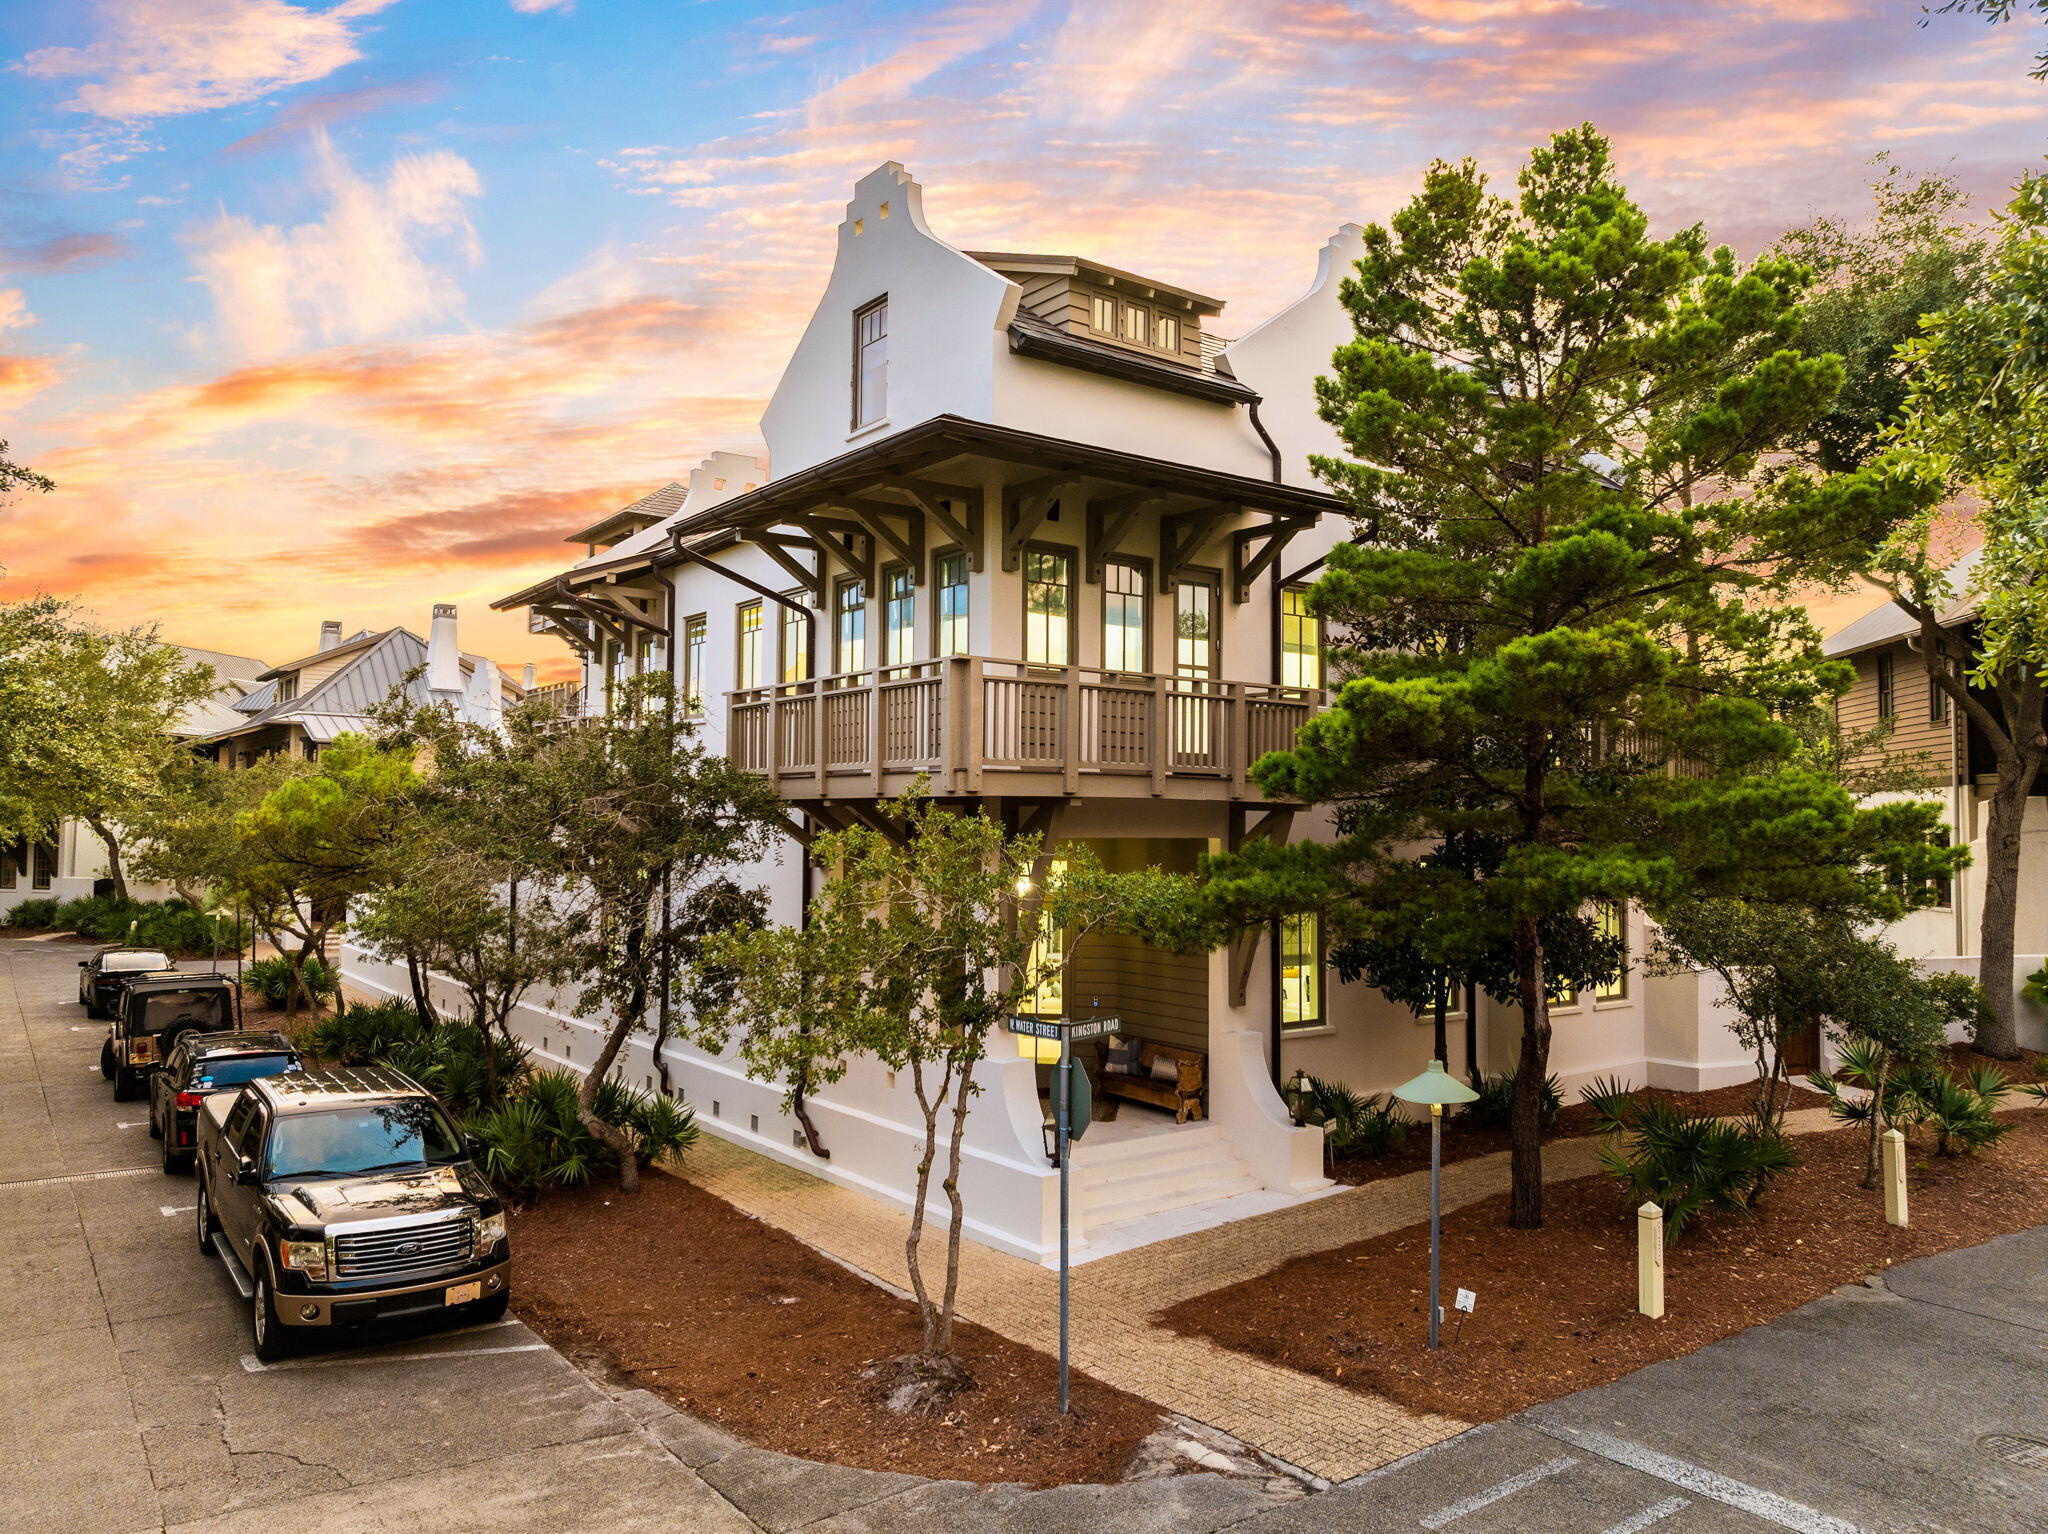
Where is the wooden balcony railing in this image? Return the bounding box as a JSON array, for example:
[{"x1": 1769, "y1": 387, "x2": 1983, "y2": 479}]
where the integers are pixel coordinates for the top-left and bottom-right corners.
[{"x1": 728, "y1": 657, "x2": 1319, "y2": 800}]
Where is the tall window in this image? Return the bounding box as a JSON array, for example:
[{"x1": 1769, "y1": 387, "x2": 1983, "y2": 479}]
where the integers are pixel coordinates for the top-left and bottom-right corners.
[
  {"x1": 1021, "y1": 859, "x2": 1067, "y2": 1018},
  {"x1": 1875, "y1": 651, "x2": 1896, "y2": 720},
  {"x1": 1279, "y1": 913, "x2": 1321, "y2": 1031},
  {"x1": 780, "y1": 602, "x2": 811, "y2": 685},
  {"x1": 935, "y1": 550, "x2": 969, "y2": 656},
  {"x1": 681, "y1": 614, "x2": 707, "y2": 711},
  {"x1": 275, "y1": 673, "x2": 298, "y2": 703},
  {"x1": 1930, "y1": 658, "x2": 1951, "y2": 724},
  {"x1": 1155, "y1": 313, "x2": 1180, "y2": 353},
  {"x1": 1280, "y1": 586, "x2": 1321, "y2": 689},
  {"x1": 1596, "y1": 902, "x2": 1629, "y2": 1002},
  {"x1": 30, "y1": 838, "x2": 55, "y2": 891},
  {"x1": 636, "y1": 631, "x2": 667, "y2": 687},
  {"x1": 1024, "y1": 549, "x2": 1072, "y2": 666},
  {"x1": 1121, "y1": 303, "x2": 1147, "y2": 345},
  {"x1": 835, "y1": 578, "x2": 867, "y2": 674},
  {"x1": 736, "y1": 603, "x2": 764, "y2": 690},
  {"x1": 0, "y1": 836, "x2": 20, "y2": 890},
  {"x1": 604, "y1": 641, "x2": 630, "y2": 713},
  {"x1": 1102, "y1": 560, "x2": 1147, "y2": 673},
  {"x1": 1175, "y1": 579, "x2": 1216, "y2": 680},
  {"x1": 853, "y1": 298, "x2": 888, "y2": 429},
  {"x1": 883, "y1": 567, "x2": 915, "y2": 666}
]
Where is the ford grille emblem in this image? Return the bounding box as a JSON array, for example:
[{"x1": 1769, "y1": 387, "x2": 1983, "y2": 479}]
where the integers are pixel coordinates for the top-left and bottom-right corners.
[{"x1": 395, "y1": 1241, "x2": 421, "y2": 1256}]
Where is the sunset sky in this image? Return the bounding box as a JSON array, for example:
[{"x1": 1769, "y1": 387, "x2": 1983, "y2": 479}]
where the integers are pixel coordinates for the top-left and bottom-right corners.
[{"x1": 1, "y1": 0, "x2": 2042, "y2": 679}]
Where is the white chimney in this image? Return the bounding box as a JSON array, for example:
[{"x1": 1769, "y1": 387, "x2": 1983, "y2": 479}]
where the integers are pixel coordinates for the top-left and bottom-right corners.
[
  {"x1": 319, "y1": 619, "x2": 342, "y2": 652},
  {"x1": 521, "y1": 663, "x2": 536, "y2": 691},
  {"x1": 426, "y1": 603, "x2": 463, "y2": 700},
  {"x1": 463, "y1": 656, "x2": 505, "y2": 732}
]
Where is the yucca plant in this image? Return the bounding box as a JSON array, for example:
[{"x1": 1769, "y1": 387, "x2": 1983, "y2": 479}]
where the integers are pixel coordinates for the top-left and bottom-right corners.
[
  {"x1": 1900, "y1": 1069, "x2": 2013, "y2": 1157},
  {"x1": 1599, "y1": 1099, "x2": 1797, "y2": 1241},
  {"x1": 1464, "y1": 1069, "x2": 1563, "y2": 1131},
  {"x1": 1299, "y1": 1076, "x2": 1409, "y2": 1160},
  {"x1": 1578, "y1": 1075, "x2": 1638, "y2": 1137}
]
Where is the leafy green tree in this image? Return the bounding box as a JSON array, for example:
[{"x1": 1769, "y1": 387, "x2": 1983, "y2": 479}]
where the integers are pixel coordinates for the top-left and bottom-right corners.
[
  {"x1": 0, "y1": 438, "x2": 52, "y2": 508},
  {"x1": 440, "y1": 675, "x2": 785, "y2": 1194},
  {"x1": 0, "y1": 597, "x2": 216, "y2": 897},
  {"x1": 1773, "y1": 158, "x2": 1987, "y2": 474},
  {"x1": 704, "y1": 795, "x2": 1156, "y2": 1409},
  {"x1": 1877, "y1": 171, "x2": 2048, "y2": 1058},
  {"x1": 233, "y1": 736, "x2": 420, "y2": 1014},
  {"x1": 1228, "y1": 125, "x2": 1951, "y2": 1227}
]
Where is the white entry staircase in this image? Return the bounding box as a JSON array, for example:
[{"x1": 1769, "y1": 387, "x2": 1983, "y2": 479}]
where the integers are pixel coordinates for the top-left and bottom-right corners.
[{"x1": 1071, "y1": 1123, "x2": 1261, "y2": 1229}]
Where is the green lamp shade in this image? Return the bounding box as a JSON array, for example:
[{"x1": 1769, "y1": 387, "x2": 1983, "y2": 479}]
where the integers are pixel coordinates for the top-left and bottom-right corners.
[{"x1": 1392, "y1": 1059, "x2": 1479, "y2": 1107}]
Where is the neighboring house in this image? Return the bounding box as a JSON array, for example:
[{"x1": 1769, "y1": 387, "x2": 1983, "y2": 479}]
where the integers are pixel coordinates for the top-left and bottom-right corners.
[
  {"x1": 205, "y1": 608, "x2": 521, "y2": 768},
  {"x1": 0, "y1": 644, "x2": 269, "y2": 917},
  {"x1": 345, "y1": 163, "x2": 1732, "y2": 1263},
  {"x1": 1822, "y1": 548, "x2": 2048, "y2": 1049}
]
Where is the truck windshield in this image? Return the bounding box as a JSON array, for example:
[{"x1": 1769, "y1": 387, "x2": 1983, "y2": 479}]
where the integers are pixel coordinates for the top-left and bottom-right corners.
[
  {"x1": 192, "y1": 1055, "x2": 299, "y2": 1091},
  {"x1": 140, "y1": 992, "x2": 229, "y2": 1030},
  {"x1": 266, "y1": 1102, "x2": 464, "y2": 1179}
]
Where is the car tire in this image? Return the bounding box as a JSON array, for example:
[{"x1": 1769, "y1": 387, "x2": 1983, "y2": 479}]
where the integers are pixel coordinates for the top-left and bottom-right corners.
[
  {"x1": 99, "y1": 1040, "x2": 116, "y2": 1081},
  {"x1": 195, "y1": 1177, "x2": 219, "y2": 1255},
  {"x1": 112, "y1": 1066, "x2": 141, "y2": 1103},
  {"x1": 250, "y1": 1267, "x2": 295, "y2": 1363},
  {"x1": 470, "y1": 1291, "x2": 510, "y2": 1325},
  {"x1": 147, "y1": 1099, "x2": 163, "y2": 1139},
  {"x1": 161, "y1": 1130, "x2": 189, "y2": 1175}
]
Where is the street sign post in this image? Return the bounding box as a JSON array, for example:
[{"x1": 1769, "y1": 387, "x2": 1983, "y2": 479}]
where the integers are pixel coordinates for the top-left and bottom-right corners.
[{"x1": 1006, "y1": 1012, "x2": 1118, "y2": 1414}]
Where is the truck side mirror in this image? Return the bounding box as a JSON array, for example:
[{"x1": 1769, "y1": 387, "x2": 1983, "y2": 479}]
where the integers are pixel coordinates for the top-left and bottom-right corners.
[
  {"x1": 234, "y1": 1157, "x2": 260, "y2": 1186},
  {"x1": 78, "y1": 960, "x2": 87, "y2": 967},
  {"x1": 464, "y1": 1136, "x2": 484, "y2": 1160}
]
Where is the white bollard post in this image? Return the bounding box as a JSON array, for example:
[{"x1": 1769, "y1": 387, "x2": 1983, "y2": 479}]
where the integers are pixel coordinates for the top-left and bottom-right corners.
[
  {"x1": 1637, "y1": 1201, "x2": 1665, "y2": 1319},
  {"x1": 1883, "y1": 1128, "x2": 1909, "y2": 1228}
]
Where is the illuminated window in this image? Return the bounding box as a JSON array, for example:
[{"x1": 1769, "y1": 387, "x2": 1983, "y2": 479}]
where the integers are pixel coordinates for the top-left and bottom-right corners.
[
  {"x1": 1091, "y1": 293, "x2": 1117, "y2": 334},
  {"x1": 853, "y1": 298, "x2": 888, "y2": 428},
  {"x1": 1548, "y1": 969, "x2": 1580, "y2": 1009},
  {"x1": 1024, "y1": 549, "x2": 1071, "y2": 666},
  {"x1": 1280, "y1": 586, "x2": 1321, "y2": 689},
  {"x1": 780, "y1": 602, "x2": 811, "y2": 685},
  {"x1": 835, "y1": 578, "x2": 867, "y2": 674},
  {"x1": 1122, "y1": 304, "x2": 1147, "y2": 345},
  {"x1": 883, "y1": 567, "x2": 915, "y2": 667},
  {"x1": 275, "y1": 673, "x2": 298, "y2": 704},
  {"x1": 1155, "y1": 313, "x2": 1180, "y2": 353},
  {"x1": 1020, "y1": 858, "x2": 1067, "y2": 1021},
  {"x1": 935, "y1": 551, "x2": 969, "y2": 656},
  {"x1": 1596, "y1": 903, "x2": 1629, "y2": 1001},
  {"x1": 1103, "y1": 560, "x2": 1147, "y2": 673},
  {"x1": 736, "y1": 603, "x2": 764, "y2": 690},
  {"x1": 1280, "y1": 913, "x2": 1321, "y2": 1031},
  {"x1": 681, "y1": 615, "x2": 707, "y2": 711}
]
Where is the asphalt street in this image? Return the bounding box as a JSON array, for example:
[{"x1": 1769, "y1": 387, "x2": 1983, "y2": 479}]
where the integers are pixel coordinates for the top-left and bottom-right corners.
[{"x1": 3, "y1": 933, "x2": 2041, "y2": 1534}]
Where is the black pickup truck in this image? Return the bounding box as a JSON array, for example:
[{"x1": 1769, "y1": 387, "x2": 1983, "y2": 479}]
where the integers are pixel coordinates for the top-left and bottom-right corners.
[
  {"x1": 101, "y1": 972, "x2": 241, "y2": 1101},
  {"x1": 149, "y1": 1031, "x2": 301, "y2": 1174},
  {"x1": 78, "y1": 946, "x2": 178, "y2": 1018},
  {"x1": 195, "y1": 1066, "x2": 510, "y2": 1361}
]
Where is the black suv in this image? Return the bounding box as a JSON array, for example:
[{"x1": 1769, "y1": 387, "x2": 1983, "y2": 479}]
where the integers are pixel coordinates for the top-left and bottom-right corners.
[
  {"x1": 149, "y1": 1031, "x2": 301, "y2": 1174},
  {"x1": 195, "y1": 1066, "x2": 510, "y2": 1361},
  {"x1": 101, "y1": 972, "x2": 241, "y2": 1101},
  {"x1": 78, "y1": 947, "x2": 179, "y2": 1018}
]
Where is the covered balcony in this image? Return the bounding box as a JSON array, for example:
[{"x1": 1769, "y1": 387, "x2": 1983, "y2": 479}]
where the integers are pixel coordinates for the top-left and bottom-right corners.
[{"x1": 729, "y1": 655, "x2": 1318, "y2": 801}]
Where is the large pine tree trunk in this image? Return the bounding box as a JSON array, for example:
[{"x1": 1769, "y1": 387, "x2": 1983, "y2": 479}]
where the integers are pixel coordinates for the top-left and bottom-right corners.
[
  {"x1": 1974, "y1": 751, "x2": 2038, "y2": 1060},
  {"x1": 1510, "y1": 912, "x2": 1551, "y2": 1229}
]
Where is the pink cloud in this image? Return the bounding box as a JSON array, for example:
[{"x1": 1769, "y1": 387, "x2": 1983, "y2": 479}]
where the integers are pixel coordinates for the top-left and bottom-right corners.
[{"x1": 220, "y1": 75, "x2": 443, "y2": 156}]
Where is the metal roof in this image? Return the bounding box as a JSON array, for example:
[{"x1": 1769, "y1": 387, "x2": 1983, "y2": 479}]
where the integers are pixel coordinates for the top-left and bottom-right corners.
[
  {"x1": 1005, "y1": 311, "x2": 1258, "y2": 403},
  {"x1": 568, "y1": 482, "x2": 688, "y2": 547},
  {"x1": 1822, "y1": 546, "x2": 1984, "y2": 658},
  {"x1": 967, "y1": 251, "x2": 1227, "y2": 312}
]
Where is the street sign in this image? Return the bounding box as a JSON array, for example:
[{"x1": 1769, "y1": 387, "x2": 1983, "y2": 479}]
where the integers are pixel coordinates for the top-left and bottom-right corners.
[
  {"x1": 1066, "y1": 1060, "x2": 1093, "y2": 1142},
  {"x1": 1006, "y1": 1014, "x2": 1121, "y2": 1042}
]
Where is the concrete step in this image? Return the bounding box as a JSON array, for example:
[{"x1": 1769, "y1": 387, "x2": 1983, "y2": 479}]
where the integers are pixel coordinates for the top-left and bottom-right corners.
[
  {"x1": 1084, "y1": 1173, "x2": 1265, "y2": 1228},
  {"x1": 1072, "y1": 1124, "x2": 1223, "y2": 1176}
]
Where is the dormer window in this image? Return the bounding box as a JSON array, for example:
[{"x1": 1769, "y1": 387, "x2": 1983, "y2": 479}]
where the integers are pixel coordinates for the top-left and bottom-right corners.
[
  {"x1": 1154, "y1": 314, "x2": 1179, "y2": 353},
  {"x1": 1091, "y1": 294, "x2": 1117, "y2": 335},
  {"x1": 275, "y1": 674, "x2": 298, "y2": 703},
  {"x1": 853, "y1": 297, "x2": 888, "y2": 429}
]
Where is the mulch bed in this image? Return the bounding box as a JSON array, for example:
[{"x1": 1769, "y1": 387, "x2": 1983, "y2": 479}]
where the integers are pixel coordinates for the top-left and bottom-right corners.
[
  {"x1": 1160, "y1": 1108, "x2": 2048, "y2": 1424},
  {"x1": 509, "y1": 1170, "x2": 1165, "y2": 1485},
  {"x1": 1325, "y1": 1077, "x2": 1830, "y2": 1187}
]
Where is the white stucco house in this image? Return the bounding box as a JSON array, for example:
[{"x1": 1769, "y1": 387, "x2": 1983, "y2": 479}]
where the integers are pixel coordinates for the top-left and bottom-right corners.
[{"x1": 344, "y1": 162, "x2": 1765, "y2": 1264}]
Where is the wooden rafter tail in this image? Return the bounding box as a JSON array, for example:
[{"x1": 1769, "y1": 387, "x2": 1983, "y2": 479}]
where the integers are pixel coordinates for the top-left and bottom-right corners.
[
  {"x1": 1231, "y1": 517, "x2": 1306, "y2": 604},
  {"x1": 839, "y1": 499, "x2": 925, "y2": 580},
  {"x1": 741, "y1": 530, "x2": 826, "y2": 601},
  {"x1": 1163, "y1": 504, "x2": 1232, "y2": 585}
]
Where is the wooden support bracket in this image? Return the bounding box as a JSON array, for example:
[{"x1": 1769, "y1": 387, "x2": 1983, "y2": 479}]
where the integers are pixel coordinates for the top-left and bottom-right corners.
[
  {"x1": 1002, "y1": 475, "x2": 1079, "y2": 571},
  {"x1": 1231, "y1": 518, "x2": 1305, "y2": 604}
]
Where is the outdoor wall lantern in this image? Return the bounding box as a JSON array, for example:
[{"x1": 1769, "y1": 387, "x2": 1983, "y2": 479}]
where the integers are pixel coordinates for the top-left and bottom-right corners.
[
  {"x1": 1284, "y1": 1068, "x2": 1312, "y2": 1125},
  {"x1": 1392, "y1": 1059, "x2": 1479, "y2": 1350}
]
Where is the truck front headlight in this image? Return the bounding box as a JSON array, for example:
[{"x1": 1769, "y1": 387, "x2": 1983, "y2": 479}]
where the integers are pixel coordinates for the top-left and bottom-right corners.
[
  {"x1": 279, "y1": 1239, "x2": 328, "y2": 1280},
  {"x1": 473, "y1": 1212, "x2": 507, "y2": 1254}
]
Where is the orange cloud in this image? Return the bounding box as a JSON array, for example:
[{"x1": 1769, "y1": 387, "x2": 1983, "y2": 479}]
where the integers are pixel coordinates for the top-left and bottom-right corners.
[{"x1": 0, "y1": 355, "x2": 61, "y2": 403}]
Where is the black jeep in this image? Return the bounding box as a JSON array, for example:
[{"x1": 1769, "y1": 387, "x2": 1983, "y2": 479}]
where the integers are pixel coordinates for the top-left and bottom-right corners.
[
  {"x1": 100, "y1": 972, "x2": 241, "y2": 1102},
  {"x1": 78, "y1": 946, "x2": 179, "y2": 1019},
  {"x1": 149, "y1": 1031, "x2": 301, "y2": 1174},
  {"x1": 195, "y1": 1066, "x2": 511, "y2": 1361}
]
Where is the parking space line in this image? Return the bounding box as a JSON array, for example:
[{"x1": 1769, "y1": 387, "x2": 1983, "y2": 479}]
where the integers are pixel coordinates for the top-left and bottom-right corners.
[
  {"x1": 1419, "y1": 1456, "x2": 1578, "y2": 1529},
  {"x1": 240, "y1": 1341, "x2": 549, "y2": 1373},
  {"x1": 1528, "y1": 1423, "x2": 1861, "y2": 1534},
  {"x1": 160, "y1": 1204, "x2": 195, "y2": 1216},
  {"x1": 1597, "y1": 1497, "x2": 1690, "y2": 1534}
]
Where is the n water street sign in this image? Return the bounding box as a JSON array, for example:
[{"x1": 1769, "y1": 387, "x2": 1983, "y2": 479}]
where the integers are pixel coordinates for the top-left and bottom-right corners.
[{"x1": 1006, "y1": 1015, "x2": 1122, "y2": 1042}]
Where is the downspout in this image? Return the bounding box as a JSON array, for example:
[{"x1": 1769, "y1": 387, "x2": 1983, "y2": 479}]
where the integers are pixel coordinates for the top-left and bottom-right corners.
[
  {"x1": 789, "y1": 820, "x2": 830, "y2": 1159},
  {"x1": 1244, "y1": 395, "x2": 1283, "y2": 485}
]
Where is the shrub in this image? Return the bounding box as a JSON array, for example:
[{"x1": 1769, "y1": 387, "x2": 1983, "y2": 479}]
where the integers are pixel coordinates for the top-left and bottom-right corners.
[
  {"x1": 1599, "y1": 1099, "x2": 1797, "y2": 1240},
  {"x1": 1297, "y1": 1075, "x2": 1410, "y2": 1160},
  {"x1": 379, "y1": 1024, "x2": 531, "y2": 1116},
  {"x1": 305, "y1": 998, "x2": 430, "y2": 1062},
  {"x1": 1578, "y1": 1074, "x2": 1638, "y2": 1135},
  {"x1": 464, "y1": 1068, "x2": 697, "y2": 1202},
  {"x1": 244, "y1": 954, "x2": 339, "y2": 1008},
  {"x1": 56, "y1": 894, "x2": 147, "y2": 942},
  {"x1": 132, "y1": 903, "x2": 250, "y2": 957},
  {"x1": 1925, "y1": 972, "x2": 1997, "y2": 1044},
  {"x1": 2023, "y1": 960, "x2": 2048, "y2": 1009},
  {"x1": 4, "y1": 898, "x2": 61, "y2": 929},
  {"x1": 1898, "y1": 1066, "x2": 2013, "y2": 1157},
  {"x1": 1464, "y1": 1069, "x2": 1563, "y2": 1131}
]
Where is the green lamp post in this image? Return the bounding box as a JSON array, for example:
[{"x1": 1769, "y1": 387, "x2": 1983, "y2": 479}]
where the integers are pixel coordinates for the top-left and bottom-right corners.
[{"x1": 1393, "y1": 1059, "x2": 1479, "y2": 1349}]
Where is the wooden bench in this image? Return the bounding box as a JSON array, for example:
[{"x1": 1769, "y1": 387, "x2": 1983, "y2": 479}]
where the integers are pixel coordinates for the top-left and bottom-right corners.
[{"x1": 1098, "y1": 1038, "x2": 1206, "y2": 1123}]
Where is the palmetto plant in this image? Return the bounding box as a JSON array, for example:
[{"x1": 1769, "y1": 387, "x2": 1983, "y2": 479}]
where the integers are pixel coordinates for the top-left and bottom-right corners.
[
  {"x1": 465, "y1": 1068, "x2": 698, "y2": 1202},
  {"x1": 1598, "y1": 1099, "x2": 1798, "y2": 1242},
  {"x1": 1299, "y1": 1076, "x2": 1410, "y2": 1160}
]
